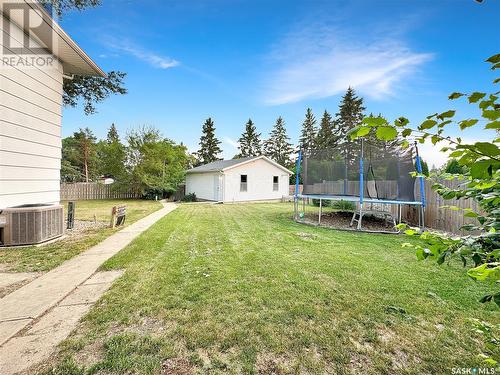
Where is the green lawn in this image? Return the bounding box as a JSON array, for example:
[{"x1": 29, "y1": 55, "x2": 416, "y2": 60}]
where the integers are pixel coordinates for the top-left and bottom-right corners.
[
  {"x1": 0, "y1": 199, "x2": 162, "y2": 272},
  {"x1": 42, "y1": 203, "x2": 498, "y2": 375}
]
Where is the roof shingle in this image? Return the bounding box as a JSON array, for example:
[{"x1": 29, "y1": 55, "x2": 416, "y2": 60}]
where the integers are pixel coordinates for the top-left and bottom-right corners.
[{"x1": 186, "y1": 156, "x2": 258, "y2": 173}]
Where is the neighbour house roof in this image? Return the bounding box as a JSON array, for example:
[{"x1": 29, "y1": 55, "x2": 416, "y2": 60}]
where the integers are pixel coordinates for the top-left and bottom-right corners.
[
  {"x1": 1, "y1": 0, "x2": 105, "y2": 77},
  {"x1": 186, "y1": 155, "x2": 293, "y2": 174}
]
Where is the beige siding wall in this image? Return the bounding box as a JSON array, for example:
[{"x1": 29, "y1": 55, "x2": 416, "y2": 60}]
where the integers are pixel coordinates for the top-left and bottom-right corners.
[
  {"x1": 186, "y1": 172, "x2": 219, "y2": 201},
  {"x1": 0, "y1": 13, "x2": 63, "y2": 208},
  {"x1": 223, "y1": 159, "x2": 290, "y2": 202}
]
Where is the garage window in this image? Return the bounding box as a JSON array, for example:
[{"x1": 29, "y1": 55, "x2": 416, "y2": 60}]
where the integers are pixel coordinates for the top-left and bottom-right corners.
[
  {"x1": 240, "y1": 175, "x2": 247, "y2": 192},
  {"x1": 273, "y1": 176, "x2": 279, "y2": 191}
]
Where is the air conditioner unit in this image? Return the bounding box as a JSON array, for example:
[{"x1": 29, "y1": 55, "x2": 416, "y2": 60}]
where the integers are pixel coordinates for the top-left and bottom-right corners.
[{"x1": 0, "y1": 205, "x2": 64, "y2": 246}]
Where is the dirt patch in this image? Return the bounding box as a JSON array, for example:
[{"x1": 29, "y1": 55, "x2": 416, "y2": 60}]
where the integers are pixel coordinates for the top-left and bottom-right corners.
[
  {"x1": 295, "y1": 232, "x2": 317, "y2": 240},
  {"x1": 256, "y1": 352, "x2": 294, "y2": 375},
  {"x1": 161, "y1": 358, "x2": 194, "y2": 375},
  {"x1": 0, "y1": 272, "x2": 40, "y2": 298},
  {"x1": 67, "y1": 220, "x2": 109, "y2": 235},
  {"x1": 349, "y1": 352, "x2": 372, "y2": 374},
  {"x1": 302, "y1": 211, "x2": 397, "y2": 233}
]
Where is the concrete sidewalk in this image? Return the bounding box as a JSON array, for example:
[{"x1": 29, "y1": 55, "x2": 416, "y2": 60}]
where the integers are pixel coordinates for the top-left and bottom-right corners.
[{"x1": 0, "y1": 202, "x2": 177, "y2": 347}]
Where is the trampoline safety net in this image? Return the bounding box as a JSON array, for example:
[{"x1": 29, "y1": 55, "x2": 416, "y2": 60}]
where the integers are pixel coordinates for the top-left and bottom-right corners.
[{"x1": 302, "y1": 141, "x2": 417, "y2": 201}]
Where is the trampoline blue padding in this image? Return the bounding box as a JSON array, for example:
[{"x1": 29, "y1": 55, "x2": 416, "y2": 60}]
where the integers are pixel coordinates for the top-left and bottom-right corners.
[{"x1": 297, "y1": 194, "x2": 422, "y2": 206}]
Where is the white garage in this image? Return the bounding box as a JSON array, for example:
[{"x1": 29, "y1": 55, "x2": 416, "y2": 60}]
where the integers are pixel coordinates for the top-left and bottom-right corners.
[{"x1": 185, "y1": 156, "x2": 292, "y2": 202}]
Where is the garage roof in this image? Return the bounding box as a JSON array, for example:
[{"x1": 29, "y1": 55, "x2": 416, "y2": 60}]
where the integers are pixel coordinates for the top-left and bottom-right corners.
[{"x1": 187, "y1": 155, "x2": 292, "y2": 174}]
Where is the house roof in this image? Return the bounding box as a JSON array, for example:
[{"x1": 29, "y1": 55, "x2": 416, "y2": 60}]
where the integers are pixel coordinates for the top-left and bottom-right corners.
[
  {"x1": 1, "y1": 0, "x2": 106, "y2": 77},
  {"x1": 186, "y1": 155, "x2": 293, "y2": 174}
]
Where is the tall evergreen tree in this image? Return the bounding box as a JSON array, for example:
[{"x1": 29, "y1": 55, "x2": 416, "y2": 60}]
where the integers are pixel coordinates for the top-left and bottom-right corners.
[
  {"x1": 264, "y1": 116, "x2": 293, "y2": 167},
  {"x1": 197, "y1": 117, "x2": 222, "y2": 164},
  {"x1": 238, "y1": 118, "x2": 262, "y2": 157},
  {"x1": 107, "y1": 123, "x2": 120, "y2": 143},
  {"x1": 315, "y1": 110, "x2": 337, "y2": 151},
  {"x1": 334, "y1": 87, "x2": 366, "y2": 155},
  {"x1": 299, "y1": 108, "x2": 317, "y2": 152}
]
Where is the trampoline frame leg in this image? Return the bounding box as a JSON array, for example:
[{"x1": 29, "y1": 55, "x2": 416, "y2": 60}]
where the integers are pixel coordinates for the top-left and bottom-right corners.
[
  {"x1": 318, "y1": 199, "x2": 322, "y2": 225},
  {"x1": 357, "y1": 203, "x2": 363, "y2": 230}
]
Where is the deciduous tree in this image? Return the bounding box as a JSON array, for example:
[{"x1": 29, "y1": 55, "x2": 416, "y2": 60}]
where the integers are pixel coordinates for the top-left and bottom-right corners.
[
  {"x1": 126, "y1": 127, "x2": 189, "y2": 196},
  {"x1": 96, "y1": 124, "x2": 127, "y2": 180}
]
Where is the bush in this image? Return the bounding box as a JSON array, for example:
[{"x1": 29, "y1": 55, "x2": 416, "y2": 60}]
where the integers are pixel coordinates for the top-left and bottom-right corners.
[
  {"x1": 331, "y1": 199, "x2": 356, "y2": 211},
  {"x1": 311, "y1": 199, "x2": 330, "y2": 207},
  {"x1": 181, "y1": 193, "x2": 197, "y2": 202}
]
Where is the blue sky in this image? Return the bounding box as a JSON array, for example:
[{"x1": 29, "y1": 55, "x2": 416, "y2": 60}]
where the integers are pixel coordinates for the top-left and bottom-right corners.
[{"x1": 59, "y1": 0, "x2": 500, "y2": 166}]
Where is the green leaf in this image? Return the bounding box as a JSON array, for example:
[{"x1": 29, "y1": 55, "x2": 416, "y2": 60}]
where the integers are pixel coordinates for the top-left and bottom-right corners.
[
  {"x1": 486, "y1": 54, "x2": 500, "y2": 64},
  {"x1": 483, "y1": 109, "x2": 500, "y2": 121},
  {"x1": 468, "y1": 92, "x2": 486, "y2": 103},
  {"x1": 416, "y1": 248, "x2": 427, "y2": 260},
  {"x1": 400, "y1": 140, "x2": 409, "y2": 149},
  {"x1": 357, "y1": 126, "x2": 371, "y2": 137},
  {"x1": 474, "y1": 181, "x2": 496, "y2": 189},
  {"x1": 467, "y1": 263, "x2": 500, "y2": 282},
  {"x1": 437, "y1": 110, "x2": 456, "y2": 120},
  {"x1": 494, "y1": 293, "x2": 500, "y2": 307},
  {"x1": 375, "y1": 126, "x2": 398, "y2": 141},
  {"x1": 470, "y1": 161, "x2": 492, "y2": 179},
  {"x1": 437, "y1": 251, "x2": 448, "y2": 265},
  {"x1": 479, "y1": 294, "x2": 493, "y2": 303},
  {"x1": 402, "y1": 128, "x2": 412, "y2": 137},
  {"x1": 463, "y1": 211, "x2": 479, "y2": 218},
  {"x1": 405, "y1": 229, "x2": 416, "y2": 235},
  {"x1": 448, "y1": 150, "x2": 465, "y2": 158},
  {"x1": 394, "y1": 117, "x2": 409, "y2": 127},
  {"x1": 494, "y1": 78, "x2": 500, "y2": 84},
  {"x1": 459, "y1": 119, "x2": 479, "y2": 130},
  {"x1": 448, "y1": 92, "x2": 465, "y2": 100},
  {"x1": 431, "y1": 135, "x2": 440, "y2": 145},
  {"x1": 362, "y1": 116, "x2": 387, "y2": 127},
  {"x1": 485, "y1": 121, "x2": 500, "y2": 130},
  {"x1": 475, "y1": 142, "x2": 500, "y2": 156},
  {"x1": 419, "y1": 120, "x2": 437, "y2": 130}
]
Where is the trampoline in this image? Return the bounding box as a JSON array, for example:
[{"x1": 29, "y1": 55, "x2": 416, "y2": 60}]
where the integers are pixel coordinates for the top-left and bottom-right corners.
[{"x1": 294, "y1": 139, "x2": 426, "y2": 232}]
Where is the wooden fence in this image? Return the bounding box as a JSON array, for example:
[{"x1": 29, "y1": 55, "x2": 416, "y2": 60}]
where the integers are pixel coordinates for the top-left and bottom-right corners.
[
  {"x1": 290, "y1": 179, "x2": 479, "y2": 234},
  {"x1": 60, "y1": 183, "x2": 140, "y2": 201}
]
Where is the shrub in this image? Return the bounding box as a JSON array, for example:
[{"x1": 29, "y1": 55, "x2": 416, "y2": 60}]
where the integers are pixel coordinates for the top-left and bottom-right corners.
[
  {"x1": 331, "y1": 199, "x2": 356, "y2": 211},
  {"x1": 311, "y1": 199, "x2": 330, "y2": 207},
  {"x1": 181, "y1": 193, "x2": 197, "y2": 202}
]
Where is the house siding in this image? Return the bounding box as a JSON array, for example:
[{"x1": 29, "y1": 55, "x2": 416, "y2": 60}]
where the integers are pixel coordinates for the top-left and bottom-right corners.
[
  {"x1": 0, "y1": 13, "x2": 63, "y2": 208},
  {"x1": 185, "y1": 172, "x2": 221, "y2": 201},
  {"x1": 223, "y1": 158, "x2": 289, "y2": 202}
]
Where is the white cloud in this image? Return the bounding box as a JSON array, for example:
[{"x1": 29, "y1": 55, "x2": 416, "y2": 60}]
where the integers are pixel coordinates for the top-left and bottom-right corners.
[
  {"x1": 224, "y1": 136, "x2": 239, "y2": 149},
  {"x1": 263, "y1": 25, "x2": 433, "y2": 105},
  {"x1": 108, "y1": 41, "x2": 179, "y2": 69},
  {"x1": 417, "y1": 140, "x2": 450, "y2": 169}
]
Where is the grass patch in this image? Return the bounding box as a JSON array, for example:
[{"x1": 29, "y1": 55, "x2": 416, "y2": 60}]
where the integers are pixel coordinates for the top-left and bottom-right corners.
[
  {"x1": 41, "y1": 203, "x2": 498, "y2": 374},
  {"x1": 0, "y1": 199, "x2": 162, "y2": 272}
]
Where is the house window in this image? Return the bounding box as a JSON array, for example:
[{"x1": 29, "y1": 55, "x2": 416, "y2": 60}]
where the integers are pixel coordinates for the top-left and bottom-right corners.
[
  {"x1": 240, "y1": 175, "x2": 247, "y2": 192},
  {"x1": 273, "y1": 176, "x2": 279, "y2": 191}
]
